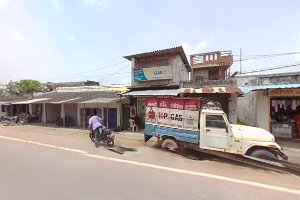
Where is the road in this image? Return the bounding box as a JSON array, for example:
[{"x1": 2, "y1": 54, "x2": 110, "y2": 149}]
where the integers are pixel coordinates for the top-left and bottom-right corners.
[{"x1": 0, "y1": 125, "x2": 300, "y2": 200}]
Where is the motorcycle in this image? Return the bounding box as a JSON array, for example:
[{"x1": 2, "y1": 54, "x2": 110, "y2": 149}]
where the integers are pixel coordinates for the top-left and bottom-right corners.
[
  {"x1": 1, "y1": 115, "x2": 24, "y2": 126},
  {"x1": 89, "y1": 126, "x2": 115, "y2": 147}
]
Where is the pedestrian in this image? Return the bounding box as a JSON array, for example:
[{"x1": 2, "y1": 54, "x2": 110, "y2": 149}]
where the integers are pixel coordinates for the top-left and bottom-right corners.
[
  {"x1": 89, "y1": 110, "x2": 103, "y2": 148},
  {"x1": 295, "y1": 106, "x2": 300, "y2": 137}
]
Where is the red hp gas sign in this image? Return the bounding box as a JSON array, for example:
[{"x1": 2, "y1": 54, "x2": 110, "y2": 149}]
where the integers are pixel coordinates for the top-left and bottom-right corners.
[{"x1": 146, "y1": 97, "x2": 200, "y2": 130}]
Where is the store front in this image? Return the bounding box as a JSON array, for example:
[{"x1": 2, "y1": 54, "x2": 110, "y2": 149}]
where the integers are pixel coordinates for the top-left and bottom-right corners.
[{"x1": 269, "y1": 88, "x2": 300, "y2": 139}]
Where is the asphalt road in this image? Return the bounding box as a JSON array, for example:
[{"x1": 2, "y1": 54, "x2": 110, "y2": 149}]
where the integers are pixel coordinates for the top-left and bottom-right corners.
[{"x1": 0, "y1": 125, "x2": 300, "y2": 200}]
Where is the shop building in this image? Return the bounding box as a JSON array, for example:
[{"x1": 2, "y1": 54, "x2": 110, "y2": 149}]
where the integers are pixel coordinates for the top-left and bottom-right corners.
[
  {"x1": 3, "y1": 86, "x2": 128, "y2": 130},
  {"x1": 237, "y1": 72, "x2": 300, "y2": 139},
  {"x1": 123, "y1": 46, "x2": 192, "y2": 128},
  {"x1": 123, "y1": 47, "x2": 242, "y2": 129}
]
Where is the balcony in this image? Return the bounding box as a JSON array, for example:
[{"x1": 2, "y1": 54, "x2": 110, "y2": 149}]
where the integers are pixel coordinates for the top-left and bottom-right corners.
[{"x1": 190, "y1": 51, "x2": 233, "y2": 69}]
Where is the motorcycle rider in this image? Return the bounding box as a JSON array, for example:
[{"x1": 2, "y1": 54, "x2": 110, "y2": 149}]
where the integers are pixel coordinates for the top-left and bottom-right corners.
[{"x1": 88, "y1": 110, "x2": 103, "y2": 148}]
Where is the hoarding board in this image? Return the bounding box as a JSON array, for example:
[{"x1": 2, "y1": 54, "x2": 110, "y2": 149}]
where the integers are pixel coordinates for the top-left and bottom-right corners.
[
  {"x1": 134, "y1": 66, "x2": 173, "y2": 81},
  {"x1": 269, "y1": 88, "x2": 300, "y2": 97},
  {"x1": 146, "y1": 97, "x2": 200, "y2": 130},
  {"x1": 146, "y1": 98, "x2": 158, "y2": 124}
]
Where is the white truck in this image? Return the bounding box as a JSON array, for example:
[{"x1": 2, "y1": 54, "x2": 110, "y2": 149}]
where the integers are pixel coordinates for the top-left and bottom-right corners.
[{"x1": 144, "y1": 97, "x2": 287, "y2": 160}]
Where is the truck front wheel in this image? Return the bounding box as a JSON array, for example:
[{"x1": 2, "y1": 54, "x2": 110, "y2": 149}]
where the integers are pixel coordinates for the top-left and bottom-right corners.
[
  {"x1": 250, "y1": 149, "x2": 277, "y2": 160},
  {"x1": 162, "y1": 138, "x2": 178, "y2": 151}
]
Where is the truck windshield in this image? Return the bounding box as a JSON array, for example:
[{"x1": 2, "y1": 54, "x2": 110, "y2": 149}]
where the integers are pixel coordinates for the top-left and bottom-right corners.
[{"x1": 206, "y1": 115, "x2": 226, "y2": 128}]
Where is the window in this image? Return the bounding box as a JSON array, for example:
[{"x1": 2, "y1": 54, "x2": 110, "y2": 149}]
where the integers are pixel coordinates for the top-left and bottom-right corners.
[
  {"x1": 208, "y1": 69, "x2": 218, "y2": 80},
  {"x1": 206, "y1": 115, "x2": 226, "y2": 128},
  {"x1": 1, "y1": 105, "x2": 5, "y2": 112}
]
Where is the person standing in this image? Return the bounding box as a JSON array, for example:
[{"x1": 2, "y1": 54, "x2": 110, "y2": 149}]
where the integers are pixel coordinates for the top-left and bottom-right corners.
[
  {"x1": 89, "y1": 111, "x2": 103, "y2": 148},
  {"x1": 295, "y1": 106, "x2": 300, "y2": 137}
]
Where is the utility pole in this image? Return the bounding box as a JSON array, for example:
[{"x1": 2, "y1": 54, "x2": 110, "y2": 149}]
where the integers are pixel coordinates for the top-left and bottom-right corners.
[{"x1": 240, "y1": 48, "x2": 242, "y2": 73}]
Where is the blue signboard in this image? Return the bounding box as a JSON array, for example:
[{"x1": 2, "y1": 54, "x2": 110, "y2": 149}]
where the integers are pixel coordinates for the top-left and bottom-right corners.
[
  {"x1": 145, "y1": 124, "x2": 199, "y2": 144},
  {"x1": 134, "y1": 66, "x2": 173, "y2": 82}
]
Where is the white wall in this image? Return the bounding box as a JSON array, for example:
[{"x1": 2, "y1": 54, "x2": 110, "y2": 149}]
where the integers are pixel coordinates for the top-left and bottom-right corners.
[
  {"x1": 237, "y1": 91, "x2": 257, "y2": 126},
  {"x1": 46, "y1": 104, "x2": 60, "y2": 122},
  {"x1": 256, "y1": 90, "x2": 270, "y2": 131},
  {"x1": 237, "y1": 90, "x2": 270, "y2": 131},
  {"x1": 228, "y1": 94, "x2": 237, "y2": 124}
]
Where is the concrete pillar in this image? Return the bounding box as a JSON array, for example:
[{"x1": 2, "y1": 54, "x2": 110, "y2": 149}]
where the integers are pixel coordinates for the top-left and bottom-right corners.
[
  {"x1": 77, "y1": 103, "x2": 81, "y2": 127},
  {"x1": 9, "y1": 105, "x2": 13, "y2": 116},
  {"x1": 61, "y1": 103, "x2": 65, "y2": 127},
  {"x1": 42, "y1": 103, "x2": 46, "y2": 124},
  {"x1": 228, "y1": 94, "x2": 237, "y2": 124},
  {"x1": 256, "y1": 91, "x2": 270, "y2": 131},
  {"x1": 28, "y1": 104, "x2": 33, "y2": 115},
  {"x1": 131, "y1": 57, "x2": 135, "y2": 87}
]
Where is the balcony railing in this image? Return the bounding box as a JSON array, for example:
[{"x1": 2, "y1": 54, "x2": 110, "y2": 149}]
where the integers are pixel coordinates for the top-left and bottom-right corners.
[{"x1": 181, "y1": 79, "x2": 237, "y2": 88}]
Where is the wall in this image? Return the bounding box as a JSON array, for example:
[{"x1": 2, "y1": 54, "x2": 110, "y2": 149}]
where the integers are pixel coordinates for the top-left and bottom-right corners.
[
  {"x1": 192, "y1": 68, "x2": 209, "y2": 80},
  {"x1": 237, "y1": 91, "x2": 257, "y2": 126},
  {"x1": 132, "y1": 54, "x2": 189, "y2": 87},
  {"x1": 46, "y1": 104, "x2": 60, "y2": 122},
  {"x1": 64, "y1": 103, "x2": 77, "y2": 126},
  {"x1": 258, "y1": 74, "x2": 300, "y2": 85},
  {"x1": 78, "y1": 103, "x2": 122, "y2": 127},
  {"x1": 256, "y1": 90, "x2": 270, "y2": 131}
]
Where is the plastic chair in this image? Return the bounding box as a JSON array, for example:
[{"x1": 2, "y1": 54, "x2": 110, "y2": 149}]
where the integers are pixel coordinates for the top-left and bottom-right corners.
[{"x1": 129, "y1": 119, "x2": 138, "y2": 132}]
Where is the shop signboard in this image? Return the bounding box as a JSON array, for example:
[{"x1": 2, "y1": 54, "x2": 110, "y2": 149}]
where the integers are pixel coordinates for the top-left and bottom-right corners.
[
  {"x1": 146, "y1": 97, "x2": 200, "y2": 130},
  {"x1": 134, "y1": 66, "x2": 173, "y2": 81},
  {"x1": 269, "y1": 88, "x2": 300, "y2": 97},
  {"x1": 146, "y1": 98, "x2": 158, "y2": 124}
]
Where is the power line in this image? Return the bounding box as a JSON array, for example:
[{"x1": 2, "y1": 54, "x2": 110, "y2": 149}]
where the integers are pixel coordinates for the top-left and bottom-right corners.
[
  {"x1": 98, "y1": 64, "x2": 131, "y2": 84},
  {"x1": 49, "y1": 61, "x2": 129, "y2": 82},
  {"x1": 241, "y1": 63, "x2": 300, "y2": 74},
  {"x1": 78, "y1": 71, "x2": 131, "y2": 78},
  {"x1": 233, "y1": 52, "x2": 300, "y2": 62}
]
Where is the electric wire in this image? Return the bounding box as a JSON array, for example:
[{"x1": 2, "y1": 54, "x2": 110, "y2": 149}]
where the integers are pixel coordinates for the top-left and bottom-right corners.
[{"x1": 240, "y1": 63, "x2": 300, "y2": 74}]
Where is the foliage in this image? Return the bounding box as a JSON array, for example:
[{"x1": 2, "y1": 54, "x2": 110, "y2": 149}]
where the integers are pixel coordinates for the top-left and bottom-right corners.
[
  {"x1": 16, "y1": 79, "x2": 43, "y2": 93},
  {"x1": 0, "y1": 88, "x2": 5, "y2": 96}
]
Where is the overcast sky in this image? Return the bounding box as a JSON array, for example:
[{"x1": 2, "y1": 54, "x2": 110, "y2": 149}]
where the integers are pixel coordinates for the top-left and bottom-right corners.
[{"x1": 0, "y1": 0, "x2": 300, "y2": 85}]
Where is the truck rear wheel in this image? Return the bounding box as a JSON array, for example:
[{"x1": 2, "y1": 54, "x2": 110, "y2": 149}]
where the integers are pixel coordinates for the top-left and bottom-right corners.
[
  {"x1": 162, "y1": 138, "x2": 178, "y2": 151},
  {"x1": 250, "y1": 149, "x2": 277, "y2": 160}
]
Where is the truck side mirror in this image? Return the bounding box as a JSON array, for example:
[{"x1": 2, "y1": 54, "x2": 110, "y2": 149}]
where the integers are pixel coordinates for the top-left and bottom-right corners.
[{"x1": 225, "y1": 125, "x2": 229, "y2": 133}]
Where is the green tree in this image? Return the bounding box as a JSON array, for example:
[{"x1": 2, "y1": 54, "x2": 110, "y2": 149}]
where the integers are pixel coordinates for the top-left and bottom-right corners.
[
  {"x1": 0, "y1": 88, "x2": 5, "y2": 96},
  {"x1": 16, "y1": 79, "x2": 43, "y2": 93}
]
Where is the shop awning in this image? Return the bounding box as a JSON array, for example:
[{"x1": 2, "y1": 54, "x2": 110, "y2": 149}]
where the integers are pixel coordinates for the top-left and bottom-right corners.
[
  {"x1": 239, "y1": 84, "x2": 300, "y2": 94},
  {"x1": 11, "y1": 98, "x2": 51, "y2": 105},
  {"x1": 50, "y1": 97, "x2": 82, "y2": 104},
  {"x1": 80, "y1": 97, "x2": 122, "y2": 104},
  {"x1": 121, "y1": 89, "x2": 181, "y2": 96},
  {"x1": 180, "y1": 86, "x2": 243, "y2": 95}
]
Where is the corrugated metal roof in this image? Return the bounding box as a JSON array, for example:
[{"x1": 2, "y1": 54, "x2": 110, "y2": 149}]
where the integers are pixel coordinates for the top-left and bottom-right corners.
[
  {"x1": 239, "y1": 84, "x2": 300, "y2": 93},
  {"x1": 80, "y1": 97, "x2": 122, "y2": 104},
  {"x1": 30, "y1": 91, "x2": 122, "y2": 104},
  {"x1": 122, "y1": 89, "x2": 181, "y2": 96},
  {"x1": 12, "y1": 98, "x2": 51, "y2": 105},
  {"x1": 180, "y1": 86, "x2": 243, "y2": 95},
  {"x1": 124, "y1": 46, "x2": 191, "y2": 72}
]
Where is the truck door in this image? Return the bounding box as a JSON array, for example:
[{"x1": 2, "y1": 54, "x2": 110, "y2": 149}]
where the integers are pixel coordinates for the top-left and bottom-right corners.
[{"x1": 202, "y1": 114, "x2": 228, "y2": 150}]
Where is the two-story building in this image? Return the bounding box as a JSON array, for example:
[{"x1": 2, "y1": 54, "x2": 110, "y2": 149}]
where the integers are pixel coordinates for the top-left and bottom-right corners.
[
  {"x1": 123, "y1": 46, "x2": 191, "y2": 127},
  {"x1": 123, "y1": 47, "x2": 242, "y2": 128},
  {"x1": 181, "y1": 51, "x2": 242, "y2": 123}
]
